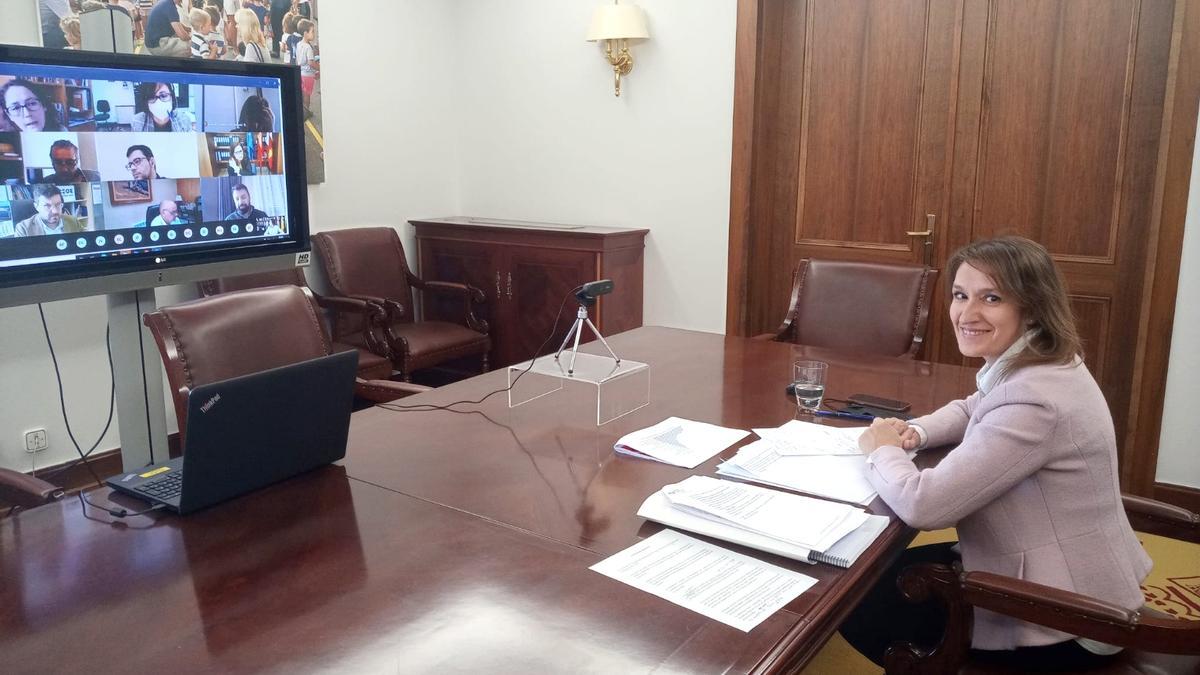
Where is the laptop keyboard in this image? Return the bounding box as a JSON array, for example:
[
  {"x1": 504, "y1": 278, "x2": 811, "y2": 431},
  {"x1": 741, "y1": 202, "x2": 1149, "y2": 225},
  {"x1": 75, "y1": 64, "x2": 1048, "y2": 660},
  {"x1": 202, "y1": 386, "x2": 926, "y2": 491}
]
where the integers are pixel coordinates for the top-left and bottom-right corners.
[{"x1": 133, "y1": 471, "x2": 183, "y2": 501}]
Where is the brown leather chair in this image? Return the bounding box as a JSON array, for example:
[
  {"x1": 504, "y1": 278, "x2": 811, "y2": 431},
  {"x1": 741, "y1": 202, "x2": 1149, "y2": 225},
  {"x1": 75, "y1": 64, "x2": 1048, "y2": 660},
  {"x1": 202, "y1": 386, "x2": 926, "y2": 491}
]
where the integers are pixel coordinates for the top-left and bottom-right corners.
[
  {"x1": 198, "y1": 268, "x2": 395, "y2": 383},
  {"x1": 884, "y1": 495, "x2": 1200, "y2": 674},
  {"x1": 763, "y1": 258, "x2": 937, "y2": 358},
  {"x1": 0, "y1": 468, "x2": 64, "y2": 515},
  {"x1": 144, "y1": 285, "x2": 429, "y2": 446},
  {"x1": 313, "y1": 227, "x2": 491, "y2": 381}
]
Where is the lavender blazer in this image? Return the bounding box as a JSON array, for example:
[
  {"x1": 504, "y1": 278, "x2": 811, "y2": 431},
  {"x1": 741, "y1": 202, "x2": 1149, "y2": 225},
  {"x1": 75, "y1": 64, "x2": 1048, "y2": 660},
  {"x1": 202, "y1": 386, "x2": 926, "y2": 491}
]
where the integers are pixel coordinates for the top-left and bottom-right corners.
[{"x1": 866, "y1": 359, "x2": 1152, "y2": 650}]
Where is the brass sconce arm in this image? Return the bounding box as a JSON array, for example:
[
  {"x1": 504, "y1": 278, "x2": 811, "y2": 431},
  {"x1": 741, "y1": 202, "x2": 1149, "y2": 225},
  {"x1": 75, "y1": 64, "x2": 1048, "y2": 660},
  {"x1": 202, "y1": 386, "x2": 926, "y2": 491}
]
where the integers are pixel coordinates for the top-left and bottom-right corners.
[{"x1": 604, "y1": 39, "x2": 635, "y2": 97}]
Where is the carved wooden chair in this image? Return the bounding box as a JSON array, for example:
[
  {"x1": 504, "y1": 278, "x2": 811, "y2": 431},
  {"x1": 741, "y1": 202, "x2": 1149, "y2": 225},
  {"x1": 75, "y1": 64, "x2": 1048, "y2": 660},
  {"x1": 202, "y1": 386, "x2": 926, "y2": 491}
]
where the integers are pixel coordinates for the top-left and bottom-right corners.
[
  {"x1": 0, "y1": 469, "x2": 64, "y2": 516},
  {"x1": 884, "y1": 495, "x2": 1200, "y2": 674},
  {"x1": 144, "y1": 285, "x2": 430, "y2": 446},
  {"x1": 313, "y1": 227, "x2": 491, "y2": 381},
  {"x1": 762, "y1": 258, "x2": 937, "y2": 358},
  {"x1": 198, "y1": 268, "x2": 396, "y2": 384}
]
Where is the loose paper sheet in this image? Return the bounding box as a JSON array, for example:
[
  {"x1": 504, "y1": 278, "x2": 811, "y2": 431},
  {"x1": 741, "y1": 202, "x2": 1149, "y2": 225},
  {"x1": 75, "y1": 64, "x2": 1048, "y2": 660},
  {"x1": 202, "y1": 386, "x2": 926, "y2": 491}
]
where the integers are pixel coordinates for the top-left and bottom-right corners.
[
  {"x1": 614, "y1": 417, "x2": 750, "y2": 469},
  {"x1": 590, "y1": 529, "x2": 816, "y2": 632},
  {"x1": 717, "y1": 441, "x2": 878, "y2": 505},
  {"x1": 752, "y1": 420, "x2": 866, "y2": 456}
]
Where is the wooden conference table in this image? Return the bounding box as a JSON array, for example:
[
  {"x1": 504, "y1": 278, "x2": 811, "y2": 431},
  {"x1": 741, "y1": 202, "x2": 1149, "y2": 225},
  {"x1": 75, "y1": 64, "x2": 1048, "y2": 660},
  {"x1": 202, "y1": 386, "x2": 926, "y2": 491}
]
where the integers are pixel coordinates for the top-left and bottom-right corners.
[{"x1": 0, "y1": 327, "x2": 977, "y2": 673}]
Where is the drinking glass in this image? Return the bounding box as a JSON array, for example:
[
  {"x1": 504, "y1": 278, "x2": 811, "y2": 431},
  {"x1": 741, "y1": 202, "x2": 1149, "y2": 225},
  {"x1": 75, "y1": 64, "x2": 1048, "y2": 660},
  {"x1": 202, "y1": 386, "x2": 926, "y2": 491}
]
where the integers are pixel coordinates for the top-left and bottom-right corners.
[{"x1": 792, "y1": 360, "x2": 828, "y2": 414}]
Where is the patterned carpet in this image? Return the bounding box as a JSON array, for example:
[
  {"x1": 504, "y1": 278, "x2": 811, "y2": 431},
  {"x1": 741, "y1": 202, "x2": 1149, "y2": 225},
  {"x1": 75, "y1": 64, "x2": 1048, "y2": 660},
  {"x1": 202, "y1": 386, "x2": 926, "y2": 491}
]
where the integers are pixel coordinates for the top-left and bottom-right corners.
[{"x1": 802, "y1": 528, "x2": 1200, "y2": 674}]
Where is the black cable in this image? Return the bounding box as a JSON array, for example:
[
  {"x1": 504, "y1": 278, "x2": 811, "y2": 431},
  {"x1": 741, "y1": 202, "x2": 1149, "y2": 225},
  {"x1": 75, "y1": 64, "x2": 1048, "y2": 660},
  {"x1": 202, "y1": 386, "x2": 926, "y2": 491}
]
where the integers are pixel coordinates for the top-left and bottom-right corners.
[
  {"x1": 77, "y1": 491, "x2": 167, "y2": 519},
  {"x1": 36, "y1": 304, "x2": 117, "y2": 489},
  {"x1": 377, "y1": 284, "x2": 585, "y2": 413}
]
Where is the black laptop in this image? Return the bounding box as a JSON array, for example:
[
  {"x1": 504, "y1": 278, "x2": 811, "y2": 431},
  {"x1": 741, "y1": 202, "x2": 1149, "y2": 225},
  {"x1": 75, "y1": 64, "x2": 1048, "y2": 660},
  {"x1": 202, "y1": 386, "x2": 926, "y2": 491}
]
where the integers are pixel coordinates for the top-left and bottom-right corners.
[{"x1": 105, "y1": 350, "x2": 358, "y2": 515}]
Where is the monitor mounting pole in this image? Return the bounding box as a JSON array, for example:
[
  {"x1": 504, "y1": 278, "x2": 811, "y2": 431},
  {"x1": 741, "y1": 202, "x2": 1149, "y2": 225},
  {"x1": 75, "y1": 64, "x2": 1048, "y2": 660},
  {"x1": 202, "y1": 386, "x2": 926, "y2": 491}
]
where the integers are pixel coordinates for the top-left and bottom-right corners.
[{"x1": 107, "y1": 289, "x2": 168, "y2": 471}]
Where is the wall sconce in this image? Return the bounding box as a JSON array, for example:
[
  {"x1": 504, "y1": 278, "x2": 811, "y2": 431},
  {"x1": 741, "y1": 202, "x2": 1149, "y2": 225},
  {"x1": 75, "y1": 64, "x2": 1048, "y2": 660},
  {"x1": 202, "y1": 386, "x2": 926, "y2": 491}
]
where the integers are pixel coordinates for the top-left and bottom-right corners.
[{"x1": 586, "y1": 1, "x2": 650, "y2": 97}]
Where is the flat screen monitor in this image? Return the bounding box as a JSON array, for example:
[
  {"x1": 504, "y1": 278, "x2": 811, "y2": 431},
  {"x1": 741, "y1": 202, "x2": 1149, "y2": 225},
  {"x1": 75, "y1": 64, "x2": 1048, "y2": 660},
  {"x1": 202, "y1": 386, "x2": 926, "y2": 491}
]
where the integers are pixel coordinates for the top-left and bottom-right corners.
[{"x1": 0, "y1": 46, "x2": 309, "y2": 308}]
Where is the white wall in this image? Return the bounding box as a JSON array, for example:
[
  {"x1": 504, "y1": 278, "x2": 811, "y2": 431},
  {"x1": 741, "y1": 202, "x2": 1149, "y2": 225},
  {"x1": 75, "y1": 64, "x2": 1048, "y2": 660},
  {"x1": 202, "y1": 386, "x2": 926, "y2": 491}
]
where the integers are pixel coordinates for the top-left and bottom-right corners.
[
  {"x1": 0, "y1": 0, "x2": 460, "y2": 472},
  {"x1": 453, "y1": 0, "x2": 736, "y2": 334},
  {"x1": 1155, "y1": 106, "x2": 1200, "y2": 490}
]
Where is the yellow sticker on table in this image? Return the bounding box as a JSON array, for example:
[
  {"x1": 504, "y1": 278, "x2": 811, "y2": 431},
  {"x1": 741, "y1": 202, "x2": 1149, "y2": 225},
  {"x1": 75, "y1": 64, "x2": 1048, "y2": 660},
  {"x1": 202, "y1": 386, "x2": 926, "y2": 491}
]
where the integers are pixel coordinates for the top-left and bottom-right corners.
[{"x1": 139, "y1": 466, "x2": 171, "y2": 478}]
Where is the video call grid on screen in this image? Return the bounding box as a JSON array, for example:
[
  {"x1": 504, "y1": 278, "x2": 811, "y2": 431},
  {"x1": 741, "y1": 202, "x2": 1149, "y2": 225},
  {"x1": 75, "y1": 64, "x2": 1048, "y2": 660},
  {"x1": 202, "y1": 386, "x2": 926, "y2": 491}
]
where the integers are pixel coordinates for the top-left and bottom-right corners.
[{"x1": 0, "y1": 61, "x2": 293, "y2": 267}]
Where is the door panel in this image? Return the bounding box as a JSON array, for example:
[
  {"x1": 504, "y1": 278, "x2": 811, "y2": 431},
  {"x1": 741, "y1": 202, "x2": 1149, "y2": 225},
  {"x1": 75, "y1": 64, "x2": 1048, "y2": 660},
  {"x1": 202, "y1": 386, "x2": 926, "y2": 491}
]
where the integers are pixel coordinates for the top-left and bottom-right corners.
[
  {"x1": 969, "y1": 0, "x2": 1136, "y2": 262},
  {"x1": 505, "y1": 248, "x2": 597, "y2": 367},
  {"x1": 796, "y1": 0, "x2": 948, "y2": 252},
  {"x1": 418, "y1": 239, "x2": 497, "y2": 333}
]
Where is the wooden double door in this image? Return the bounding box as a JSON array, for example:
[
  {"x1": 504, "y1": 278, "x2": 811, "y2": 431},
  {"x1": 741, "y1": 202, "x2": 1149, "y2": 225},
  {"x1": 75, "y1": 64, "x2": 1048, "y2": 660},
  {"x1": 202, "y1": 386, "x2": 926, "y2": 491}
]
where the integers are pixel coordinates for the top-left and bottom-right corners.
[{"x1": 728, "y1": 0, "x2": 1194, "y2": 480}]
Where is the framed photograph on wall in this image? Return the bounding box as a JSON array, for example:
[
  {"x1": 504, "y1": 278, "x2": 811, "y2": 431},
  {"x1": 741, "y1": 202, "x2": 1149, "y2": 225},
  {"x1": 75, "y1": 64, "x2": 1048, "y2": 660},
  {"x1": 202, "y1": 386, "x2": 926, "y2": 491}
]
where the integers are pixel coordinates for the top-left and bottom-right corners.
[{"x1": 109, "y1": 179, "x2": 151, "y2": 205}]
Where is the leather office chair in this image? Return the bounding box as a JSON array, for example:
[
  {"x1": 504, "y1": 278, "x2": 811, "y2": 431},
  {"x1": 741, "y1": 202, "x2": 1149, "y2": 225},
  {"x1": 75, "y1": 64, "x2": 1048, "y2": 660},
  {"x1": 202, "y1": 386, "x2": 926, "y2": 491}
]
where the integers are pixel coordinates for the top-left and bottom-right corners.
[
  {"x1": 0, "y1": 468, "x2": 64, "y2": 515},
  {"x1": 197, "y1": 268, "x2": 396, "y2": 383},
  {"x1": 884, "y1": 495, "x2": 1200, "y2": 674},
  {"x1": 143, "y1": 285, "x2": 429, "y2": 446},
  {"x1": 313, "y1": 227, "x2": 491, "y2": 381},
  {"x1": 763, "y1": 258, "x2": 937, "y2": 358}
]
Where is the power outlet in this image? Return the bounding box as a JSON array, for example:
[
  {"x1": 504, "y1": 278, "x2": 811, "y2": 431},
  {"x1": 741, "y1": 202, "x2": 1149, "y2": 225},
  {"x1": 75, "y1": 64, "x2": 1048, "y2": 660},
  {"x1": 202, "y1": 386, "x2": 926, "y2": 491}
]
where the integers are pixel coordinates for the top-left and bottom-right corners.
[{"x1": 24, "y1": 429, "x2": 48, "y2": 454}]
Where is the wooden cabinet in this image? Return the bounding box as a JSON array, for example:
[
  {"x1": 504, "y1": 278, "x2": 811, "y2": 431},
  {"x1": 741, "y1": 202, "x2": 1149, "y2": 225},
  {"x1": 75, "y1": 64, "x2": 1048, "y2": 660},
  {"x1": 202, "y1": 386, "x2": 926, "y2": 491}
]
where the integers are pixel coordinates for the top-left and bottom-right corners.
[{"x1": 412, "y1": 218, "x2": 648, "y2": 368}]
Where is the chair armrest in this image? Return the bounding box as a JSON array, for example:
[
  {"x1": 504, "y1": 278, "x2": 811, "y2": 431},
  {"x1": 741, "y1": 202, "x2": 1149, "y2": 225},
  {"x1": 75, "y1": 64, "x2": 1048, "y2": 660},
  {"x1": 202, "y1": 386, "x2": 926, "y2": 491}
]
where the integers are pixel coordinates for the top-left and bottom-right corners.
[
  {"x1": 409, "y1": 278, "x2": 489, "y2": 334},
  {"x1": 1122, "y1": 493, "x2": 1200, "y2": 542},
  {"x1": 313, "y1": 293, "x2": 391, "y2": 357},
  {"x1": 354, "y1": 377, "x2": 433, "y2": 403},
  {"x1": 884, "y1": 562, "x2": 1200, "y2": 675},
  {"x1": 341, "y1": 294, "x2": 406, "y2": 322},
  {"x1": 0, "y1": 468, "x2": 64, "y2": 509}
]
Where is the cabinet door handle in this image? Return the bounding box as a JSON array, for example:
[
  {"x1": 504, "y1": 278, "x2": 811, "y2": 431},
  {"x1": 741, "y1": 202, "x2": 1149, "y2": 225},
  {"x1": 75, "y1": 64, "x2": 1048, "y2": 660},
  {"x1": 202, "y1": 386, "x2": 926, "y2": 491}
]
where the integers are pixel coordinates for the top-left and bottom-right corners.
[
  {"x1": 506, "y1": 272, "x2": 513, "y2": 300},
  {"x1": 495, "y1": 271, "x2": 502, "y2": 298}
]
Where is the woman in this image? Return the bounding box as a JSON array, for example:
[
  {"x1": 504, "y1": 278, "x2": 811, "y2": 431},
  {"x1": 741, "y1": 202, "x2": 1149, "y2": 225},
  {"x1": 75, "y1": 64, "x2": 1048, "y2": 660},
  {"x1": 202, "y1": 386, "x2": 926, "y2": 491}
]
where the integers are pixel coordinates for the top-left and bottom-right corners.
[
  {"x1": 842, "y1": 236, "x2": 1151, "y2": 671},
  {"x1": 1, "y1": 79, "x2": 66, "y2": 132},
  {"x1": 235, "y1": 94, "x2": 274, "y2": 132},
  {"x1": 234, "y1": 8, "x2": 268, "y2": 62},
  {"x1": 225, "y1": 136, "x2": 253, "y2": 176},
  {"x1": 131, "y1": 82, "x2": 194, "y2": 132},
  {"x1": 60, "y1": 14, "x2": 82, "y2": 49}
]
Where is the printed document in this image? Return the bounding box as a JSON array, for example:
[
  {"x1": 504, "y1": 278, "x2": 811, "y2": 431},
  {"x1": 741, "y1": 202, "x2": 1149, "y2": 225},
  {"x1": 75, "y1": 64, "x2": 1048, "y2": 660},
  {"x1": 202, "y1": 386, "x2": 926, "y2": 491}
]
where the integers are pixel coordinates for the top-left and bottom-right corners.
[
  {"x1": 590, "y1": 529, "x2": 816, "y2": 632},
  {"x1": 660, "y1": 476, "x2": 868, "y2": 551},
  {"x1": 614, "y1": 417, "x2": 750, "y2": 469},
  {"x1": 752, "y1": 420, "x2": 865, "y2": 456},
  {"x1": 717, "y1": 441, "x2": 878, "y2": 505}
]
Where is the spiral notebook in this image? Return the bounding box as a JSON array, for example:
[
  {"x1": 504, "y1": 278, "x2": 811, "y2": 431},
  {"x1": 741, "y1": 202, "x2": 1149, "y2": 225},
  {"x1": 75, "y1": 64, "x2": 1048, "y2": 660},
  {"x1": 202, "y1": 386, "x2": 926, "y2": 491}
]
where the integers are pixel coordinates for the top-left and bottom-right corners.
[{"x1": 637, "y1": 489, "x2": 890, "y2": 568}]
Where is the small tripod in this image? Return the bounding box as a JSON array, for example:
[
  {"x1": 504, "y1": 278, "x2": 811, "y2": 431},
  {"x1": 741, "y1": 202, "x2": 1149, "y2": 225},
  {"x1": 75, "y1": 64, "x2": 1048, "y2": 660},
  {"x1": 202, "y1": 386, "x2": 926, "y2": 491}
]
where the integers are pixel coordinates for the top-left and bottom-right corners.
[{"x1": 554, "y1": 302, "x2": 621, "y2": 375}]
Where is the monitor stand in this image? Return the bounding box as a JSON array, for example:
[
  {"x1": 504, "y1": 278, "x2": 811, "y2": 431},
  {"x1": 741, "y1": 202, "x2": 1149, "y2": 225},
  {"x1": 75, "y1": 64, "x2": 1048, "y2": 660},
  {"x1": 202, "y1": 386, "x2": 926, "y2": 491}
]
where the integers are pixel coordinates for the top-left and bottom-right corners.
[{"x1": 107, "y1": 289, "x2": 168, "y2": 471}]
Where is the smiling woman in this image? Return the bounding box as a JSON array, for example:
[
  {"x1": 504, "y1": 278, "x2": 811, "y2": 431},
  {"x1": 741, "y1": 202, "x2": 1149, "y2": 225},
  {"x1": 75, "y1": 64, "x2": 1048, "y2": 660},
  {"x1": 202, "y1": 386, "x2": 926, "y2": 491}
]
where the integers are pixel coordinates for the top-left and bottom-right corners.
[{"x1": 842, "y1": 236, "x2": 1149, "y2": 672}]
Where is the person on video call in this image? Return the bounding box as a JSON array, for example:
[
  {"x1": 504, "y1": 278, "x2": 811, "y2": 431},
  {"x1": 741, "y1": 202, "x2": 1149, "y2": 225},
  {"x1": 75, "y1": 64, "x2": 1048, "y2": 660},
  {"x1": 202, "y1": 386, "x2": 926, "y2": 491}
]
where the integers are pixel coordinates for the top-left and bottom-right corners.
[
  {"x1": 225, "y1": 137, "x2": 254, "y2": 176},
  {"x1": 126, "y1": 144, "x2": 164, "y2": 180},
  {"x1": 1, "y1": 79, "x2": 67, "y2": 132},
  {"x1": 144, "y1": 0, "x2": 191, "y2": 58},
  {"x1": 131, "y1": 82, "x2": 195, "y2": 132},
  {"x1": 14, "y1": 184, "x2": 86, "y2": 237},
  {"x1": 39, "y1": 140, "x2": 101, "y2": 184},
  {"x1": 224, "y1": 183, "x2": 267, "y2": 222},
  {"x1": 236, "y1": 94, "x2": 274, "y2": 132},
  {"x1": 149, "y1": 199, "x2": 181, "y2": 227},
  {"x1": 840, "y1": 236, "x2": 1152, "y2": 672}
]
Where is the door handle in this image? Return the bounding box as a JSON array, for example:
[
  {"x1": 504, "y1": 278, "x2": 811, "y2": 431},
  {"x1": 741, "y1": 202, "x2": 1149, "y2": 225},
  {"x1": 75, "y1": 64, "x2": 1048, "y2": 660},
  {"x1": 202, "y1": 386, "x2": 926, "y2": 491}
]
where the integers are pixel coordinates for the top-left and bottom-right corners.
[
  {"x1": 495, "y1": 271, "x2": 502, "y2": 299},
  {"x1": 906, "y1": 214, "x2": 935, "y2": 266},
  {"x1": 506, "y1": 272, "x2": 513, "y2": 300}
]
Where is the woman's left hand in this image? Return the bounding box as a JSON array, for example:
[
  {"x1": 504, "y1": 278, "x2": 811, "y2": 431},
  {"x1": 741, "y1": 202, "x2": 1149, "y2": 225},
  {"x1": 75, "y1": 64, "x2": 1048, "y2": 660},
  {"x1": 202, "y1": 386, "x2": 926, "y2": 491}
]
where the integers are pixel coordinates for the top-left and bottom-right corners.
[{"x1": 858, "y1": 418, "x2": 904, "y2": 455}]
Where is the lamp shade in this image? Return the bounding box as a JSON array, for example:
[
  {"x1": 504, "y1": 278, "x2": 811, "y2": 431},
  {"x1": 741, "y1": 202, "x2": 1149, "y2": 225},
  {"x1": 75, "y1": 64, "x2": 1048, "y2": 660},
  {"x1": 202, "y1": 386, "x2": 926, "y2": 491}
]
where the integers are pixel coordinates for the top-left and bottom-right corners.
[{"x1": 586, "y1": 3, "x2": 650, "y2": 41}]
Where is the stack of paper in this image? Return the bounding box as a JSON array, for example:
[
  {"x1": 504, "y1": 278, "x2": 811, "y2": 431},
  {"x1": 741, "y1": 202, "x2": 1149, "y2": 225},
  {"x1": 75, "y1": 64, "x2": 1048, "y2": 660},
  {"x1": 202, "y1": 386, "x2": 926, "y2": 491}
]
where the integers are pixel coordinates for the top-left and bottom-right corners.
[
  {"x1": 716, "y1": 440, "x2": 879, "y2": 505},
  {"x1": 637, "y1": 476, "x2": 889, "y2": 568},
  {"x1": 614, "y1": 417, "x2": 750, "y2": 469},
  {"x1": 752, "y1": 419, "x2": 865, "y2": 456}
]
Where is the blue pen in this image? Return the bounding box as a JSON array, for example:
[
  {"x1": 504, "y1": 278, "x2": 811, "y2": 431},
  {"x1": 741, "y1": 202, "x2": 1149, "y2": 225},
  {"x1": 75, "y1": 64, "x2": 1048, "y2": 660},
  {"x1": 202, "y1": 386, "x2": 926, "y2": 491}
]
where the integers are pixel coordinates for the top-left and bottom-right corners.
[{"x1": 813, "y1": 409, "x2": 875, "y2": 421}]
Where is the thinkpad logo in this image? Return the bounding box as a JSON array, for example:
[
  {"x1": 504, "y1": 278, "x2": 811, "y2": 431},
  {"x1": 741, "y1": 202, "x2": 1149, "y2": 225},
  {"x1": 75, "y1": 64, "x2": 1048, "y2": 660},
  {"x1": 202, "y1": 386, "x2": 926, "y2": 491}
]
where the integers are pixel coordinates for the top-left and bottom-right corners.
[{"x1": 200, "y1": 393, "x2": 221, "y2": 413}]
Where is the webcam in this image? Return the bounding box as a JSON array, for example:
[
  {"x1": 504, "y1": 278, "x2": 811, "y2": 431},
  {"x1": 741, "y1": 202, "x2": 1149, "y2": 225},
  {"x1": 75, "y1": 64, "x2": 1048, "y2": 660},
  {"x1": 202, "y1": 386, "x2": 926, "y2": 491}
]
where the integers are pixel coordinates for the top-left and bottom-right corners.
[{"x1": 575, "y1": 279, "x2": 614, "y2": 306}]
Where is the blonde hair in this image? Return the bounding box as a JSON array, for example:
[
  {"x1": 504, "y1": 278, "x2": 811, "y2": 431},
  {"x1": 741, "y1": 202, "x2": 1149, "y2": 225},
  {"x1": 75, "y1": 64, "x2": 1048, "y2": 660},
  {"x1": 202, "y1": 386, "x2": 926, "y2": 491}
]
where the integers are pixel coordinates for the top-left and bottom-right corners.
[
  {"x1": 947, "y1": 236, "x2": 1083, "y2": 373},
  {"x1": 234, "y1": 8, "x2": 267, "y2": 49},
  {"x1": 60, "y1": 15, "x2": 82, "y2": 46},
  {"x1": 188, "y1": 8, "x2": 212, "y2": 31}
]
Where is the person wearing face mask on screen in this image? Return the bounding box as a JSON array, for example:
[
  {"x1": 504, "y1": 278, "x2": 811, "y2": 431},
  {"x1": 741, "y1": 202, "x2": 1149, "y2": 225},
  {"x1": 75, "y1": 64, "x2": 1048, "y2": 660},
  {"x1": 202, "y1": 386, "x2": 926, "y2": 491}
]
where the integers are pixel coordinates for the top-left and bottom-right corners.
[{"x1": 131, "y1": 82, "x2": 195, "y2": 132}]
